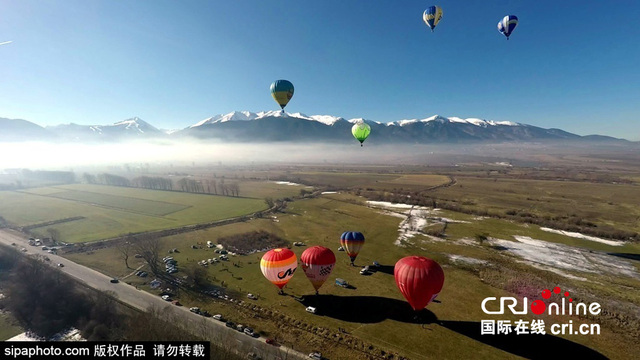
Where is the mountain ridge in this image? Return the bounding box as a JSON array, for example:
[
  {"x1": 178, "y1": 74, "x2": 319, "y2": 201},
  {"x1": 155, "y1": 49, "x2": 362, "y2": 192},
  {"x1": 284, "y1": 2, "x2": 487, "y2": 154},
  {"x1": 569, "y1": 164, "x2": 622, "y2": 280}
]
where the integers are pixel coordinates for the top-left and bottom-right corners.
[{"x1": 0, "y1": 112, "x2": 631, "y2": 144}]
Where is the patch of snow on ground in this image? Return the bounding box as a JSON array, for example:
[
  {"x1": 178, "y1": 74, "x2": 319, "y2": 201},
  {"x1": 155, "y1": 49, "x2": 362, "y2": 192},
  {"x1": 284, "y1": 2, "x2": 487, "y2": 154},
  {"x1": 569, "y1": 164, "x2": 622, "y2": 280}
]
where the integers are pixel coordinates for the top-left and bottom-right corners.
[
  {"x1": 432, "y1": 217, "x2": 470, "y2": 224},
  {"x1": 448, "y1": 254, "x2": 488, "y2": 266},
  {"x1": 8, "y1": 328, "x2": 84, "y2": 342},
  {"x1": 539, "y1": 227, "x2": 624, "y2": 246},
  {"x1": 366, "y1": 201, "x2": 430, "y2": 211},
  {"x1": 274, "y1": 181, "x2": 301, "y2": 186},
  {"x1": 489, "y1": 236, "x2": 638, "y2": 279},
  {"x1": 321, "y1": 191, "x2": 337, "y2": 194}
]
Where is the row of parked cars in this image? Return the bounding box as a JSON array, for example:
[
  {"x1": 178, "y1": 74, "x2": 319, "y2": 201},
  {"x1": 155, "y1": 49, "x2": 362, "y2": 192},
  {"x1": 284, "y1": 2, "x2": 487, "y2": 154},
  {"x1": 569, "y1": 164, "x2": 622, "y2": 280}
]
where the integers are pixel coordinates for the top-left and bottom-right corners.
[{"x1": 163, "y1": 256, "x2": 178, "y2": 274}]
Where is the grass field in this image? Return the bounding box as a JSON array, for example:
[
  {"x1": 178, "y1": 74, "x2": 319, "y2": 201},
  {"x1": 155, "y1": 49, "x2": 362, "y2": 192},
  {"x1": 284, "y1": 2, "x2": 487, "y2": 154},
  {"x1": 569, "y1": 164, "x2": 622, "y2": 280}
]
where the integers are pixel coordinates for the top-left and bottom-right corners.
[
  {"x1": 0, "y1": 311, "x2": 22, "y2": 341},
  {"x1": 429, "y1": 176, "x2": 640, "y2": 235},
  {"x1": 64, "y1": 192, "x2": 640, "y2": 360},
  {"x1": 0, "y1": 184, "x2": 268, "y2": 243}
]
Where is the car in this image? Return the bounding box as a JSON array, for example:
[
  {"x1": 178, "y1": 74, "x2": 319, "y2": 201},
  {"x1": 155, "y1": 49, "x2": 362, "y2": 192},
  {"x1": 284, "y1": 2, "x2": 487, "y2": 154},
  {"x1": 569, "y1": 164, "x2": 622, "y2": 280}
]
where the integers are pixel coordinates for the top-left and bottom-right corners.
[
  {"x1": 42, "y1": 246, "x2": 48, "y2": 250},
  {"x1": 171, "y1": 300, "x2": 181, "y2": 306},
  {"x1": 189, "y1": 307, "x2": 200, "y2": 314},
  {"x1": 337, "y1": 246, "x2": 344, "y2": 251},
  {"x1": 305, "y1": 306, "x2": 317, "y2": 314},
  {"x1": 308, "y1": 352, "x2": 322, "y2": 360},
  {"x1": 246, "y1": 353, "x2": 261, "y2": 360},
  {"x1": 212, "y1": 314, "x2": 224, "y2": 321},
  {"x1": 57, "y1": 263, "x2": 64, "y2": 267},
  {"x1": 359, "y1": 269, "x2": 371, "y2": 275},
  {"x1": 225, "y1": 321, "x2": 235, "y2": 328},
  {"x1": 139, "y1": 271, "x2": 148, "y2": 277},
  {"x1": 110, "y1": 278, "x2": 119, "y2": 283},
  {"x1": 247, "y1": 293, "x2": 257, "y2": 300},
  {"x1": 47, "y1": 250, "x2": 54, "y2": 254},
  {"x1": 200, "y1": 310, "x2": 211, "y2": 317},
  {"x1": 161, "y1": 295, "x2": 171, "y2": 301},
  {"x1": 10, "y1": 242, "x2": 16, "y2": 246},
  {"x1": 21, "y1": 248, "x2": 27, "y2": 252},
  {"x1": 236, "y1": 324, "x2": 245, "y2": 332},
  {"x1": 135, "y1": 270, "x2": 142, "y2": 276},
  {"x1": 266, "y1": 338, "x2": 276, "y2": 345},
  {"x1": 373, "y1": 261, "x2": 380, "y2": 267},
  {"x1": 43, "y1": 256, "x2": 50, "y2": 261},
  {"x1": 244, "y1": 328, "x2": 257, "y2": 337}
]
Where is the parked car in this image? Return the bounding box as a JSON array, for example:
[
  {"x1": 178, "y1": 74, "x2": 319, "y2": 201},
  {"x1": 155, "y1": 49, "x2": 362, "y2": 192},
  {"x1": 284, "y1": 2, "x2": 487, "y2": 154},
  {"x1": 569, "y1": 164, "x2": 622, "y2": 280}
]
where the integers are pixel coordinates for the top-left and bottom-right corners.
[
  {"x1": 110, "y1": 278, "x2": 119, "y2": 283},
  {"x1": 305, "y1": 306, "x2": 317, "y2": 314},
  {"x1": 189, "y1": 307, "x2": 200, "y2": 314},
  {"x1": 266, "y1": 338, "x2": 277, "y2": 345},
  {"x1": 161, "y1": 295, "x2": 171, "y2": 301},
  {"x1": 57, "y1": 263, "x2": 64, "y2": 267},
  {"x1": 236, "y1": 324, "x2": 245, "y2": 332},
  {"x1": 308, "y1": 352, "x2": 322, "y2": 360},
  {"x1": 212, "y1": 314, "x2": 224, "y2": 321},
  {"x1": 171, "y1": 300, "x2": 181, "y2": 306},
  {"x1": 225, "y1": 321, "x2": 235, "y2": 328},
  {"x1": 200, "y1": 310, "x2": 211, "y2": 317},
  {"x1": 247, "y1": 293, "x2": 257, "y2": 300}
]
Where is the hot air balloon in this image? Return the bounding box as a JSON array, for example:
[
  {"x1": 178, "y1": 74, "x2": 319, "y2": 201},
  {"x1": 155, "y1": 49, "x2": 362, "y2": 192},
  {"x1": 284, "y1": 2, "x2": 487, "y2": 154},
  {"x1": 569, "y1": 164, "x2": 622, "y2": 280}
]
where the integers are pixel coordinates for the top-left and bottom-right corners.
[
  {"x1": 351, "y1": 120, "x2": 371, "y2": 147},
  {"x1": 340, "y1": 231, "x2": 365, "y2": 265},
  {"x1": 394, "y1": 256, "x2": 444, "y2": 311},
  {"x1": 270, "y1": 80, "x2": 294, "y2": 112},
  {"x1": 260, "y1": 248, "x2": 298, "y2": 294},
  {"x1": 300, "y1": 246, "x2": 336, "y2": 294},
  {"x1": 423, "y1": 6, "x2": 443, "y2": 32},
  {"x1": 497, "y1": 15, "x2": 518, "y2": 40}
]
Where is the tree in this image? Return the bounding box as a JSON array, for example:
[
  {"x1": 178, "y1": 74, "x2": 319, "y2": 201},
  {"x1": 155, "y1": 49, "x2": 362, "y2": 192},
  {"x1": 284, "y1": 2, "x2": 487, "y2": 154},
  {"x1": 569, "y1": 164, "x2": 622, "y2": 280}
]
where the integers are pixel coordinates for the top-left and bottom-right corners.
[
  {"x1": 116, "y1": 237, "x2": 134, "y2": 269},
  {"x1": 264, "y1": 197, "x2": 274, "y2": 208},
  {"x1": 133, "y1": 237, "x2": 161, "y2": 275}
]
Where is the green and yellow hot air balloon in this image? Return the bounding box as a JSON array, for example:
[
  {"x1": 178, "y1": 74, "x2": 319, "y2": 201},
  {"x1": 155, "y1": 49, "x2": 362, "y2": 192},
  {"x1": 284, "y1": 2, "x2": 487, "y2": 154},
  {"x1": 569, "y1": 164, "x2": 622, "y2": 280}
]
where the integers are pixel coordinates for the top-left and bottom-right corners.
[
  {"x1": 270, "y1": 80, "x2": 294, "y2": 112},
  {"x1": 351, "y1": 120, "x2": 371, "y2": 146}
]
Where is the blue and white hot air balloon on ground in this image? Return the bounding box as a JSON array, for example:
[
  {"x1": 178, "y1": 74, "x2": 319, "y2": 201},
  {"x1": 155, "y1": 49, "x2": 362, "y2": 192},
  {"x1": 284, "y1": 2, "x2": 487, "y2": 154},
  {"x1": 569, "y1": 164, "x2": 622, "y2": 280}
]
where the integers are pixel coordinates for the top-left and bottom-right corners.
[
  {"x1": 423, "y1": 6, "x2": 443, "y2": 32},
  {"x1": 497, "y1": 15, "x2": 518, "y2": 40}
]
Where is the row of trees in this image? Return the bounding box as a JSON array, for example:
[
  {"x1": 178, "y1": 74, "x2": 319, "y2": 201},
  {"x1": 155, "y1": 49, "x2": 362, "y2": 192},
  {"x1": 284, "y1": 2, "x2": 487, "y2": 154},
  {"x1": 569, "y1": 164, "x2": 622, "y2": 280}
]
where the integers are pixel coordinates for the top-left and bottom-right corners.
[
  {"x1": 176, "y1": 178, "x2": 240, "y2": 197},
  {"x1": 82, "y1": 172, "x2": 241, "y2": 197}
]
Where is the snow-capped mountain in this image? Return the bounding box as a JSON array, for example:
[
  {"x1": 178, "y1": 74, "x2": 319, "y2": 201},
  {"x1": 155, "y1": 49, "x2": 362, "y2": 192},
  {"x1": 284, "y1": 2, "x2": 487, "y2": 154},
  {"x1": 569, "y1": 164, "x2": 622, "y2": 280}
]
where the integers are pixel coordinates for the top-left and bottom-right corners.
[
  {"x1": 47, "y1": 117, "x2": 164, "y2": 141},
  {"x1": 0, "y1": 112, "x2": 628, "y2": 143}
]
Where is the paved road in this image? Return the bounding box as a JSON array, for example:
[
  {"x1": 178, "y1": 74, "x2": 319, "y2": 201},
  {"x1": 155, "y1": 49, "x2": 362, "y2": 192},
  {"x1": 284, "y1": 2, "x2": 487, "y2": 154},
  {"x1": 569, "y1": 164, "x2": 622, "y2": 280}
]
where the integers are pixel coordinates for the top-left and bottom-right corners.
[{"x1": 0, "y1": 229, "x2": 310, "y2": 360}]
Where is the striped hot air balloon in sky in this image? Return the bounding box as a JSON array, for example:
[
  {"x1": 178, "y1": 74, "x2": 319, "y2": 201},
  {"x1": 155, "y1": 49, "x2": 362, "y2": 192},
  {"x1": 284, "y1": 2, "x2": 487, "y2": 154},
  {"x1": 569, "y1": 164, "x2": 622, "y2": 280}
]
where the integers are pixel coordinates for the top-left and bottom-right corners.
[
  {"x1": 423, "y1": 6, "x2": 443, "y2": 32},
  {"x1": 300, "y1": 246, "x2": 336, "y2": 294},
  {"x1": 497, "y1": 15, "x2": 518, "y2": 40},
  {"x1": 270, "y1": 80, "x2": 294, "y2": 111},
  {"x1": 260, "y1": 248, "x2": 297, "y2": 293},
  {"x1": 340, "y1": 231, "x2": 365, "y2": 265},
  {"x1": 394, "y1": 256, "x2": 444, "y2": 311}
]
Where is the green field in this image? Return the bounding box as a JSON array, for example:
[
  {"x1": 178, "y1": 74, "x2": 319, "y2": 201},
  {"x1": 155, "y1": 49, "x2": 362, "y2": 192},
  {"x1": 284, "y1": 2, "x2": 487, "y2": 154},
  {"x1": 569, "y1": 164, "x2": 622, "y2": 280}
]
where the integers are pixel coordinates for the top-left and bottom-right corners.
[
  {"x1": 0, "y1": 184, "x2": 268, "y2": 243},
  {"x1": 0, "y1": 311, "x2": 22, "y2": 340},
  {"x1": 65, "y1": 192, "x2": 640, "y2": 360},
  {"x1": 430, "y1": 176, "x2": 640, "y2": 235}
]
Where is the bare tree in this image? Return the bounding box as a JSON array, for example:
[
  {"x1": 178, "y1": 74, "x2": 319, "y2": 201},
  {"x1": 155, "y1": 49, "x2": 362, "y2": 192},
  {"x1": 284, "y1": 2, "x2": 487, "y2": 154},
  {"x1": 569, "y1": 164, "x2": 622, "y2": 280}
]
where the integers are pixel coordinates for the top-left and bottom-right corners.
[
  {"x1": 133, "y1": 237, "x2": 161, "y2": 275},
  {"x1": 116, "y1": 237, "x2": 134, "y2": 269}
]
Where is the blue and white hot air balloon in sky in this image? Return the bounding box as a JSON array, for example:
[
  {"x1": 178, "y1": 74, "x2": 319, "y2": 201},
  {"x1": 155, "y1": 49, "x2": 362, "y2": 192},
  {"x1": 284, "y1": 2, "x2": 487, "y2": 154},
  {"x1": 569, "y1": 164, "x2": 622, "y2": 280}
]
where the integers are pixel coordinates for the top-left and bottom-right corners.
[
  {"x1": 423, "y1": 6, "x2": 443, "y2": 32},
  {"x1": 497, "y1": 15, "x2": 518, "y2": 40}
]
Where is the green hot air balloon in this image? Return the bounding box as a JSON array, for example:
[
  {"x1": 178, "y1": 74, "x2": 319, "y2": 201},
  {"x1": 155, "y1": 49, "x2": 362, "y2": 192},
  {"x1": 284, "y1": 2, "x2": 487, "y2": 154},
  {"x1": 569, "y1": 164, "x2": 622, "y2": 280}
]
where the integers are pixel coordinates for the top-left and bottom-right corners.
[
  {"x1": 351, "y1": 120, "x2": 371, "y2": 146},
  {"x1": 270, "y1": 80, "x2": 294, "y2": 112}
]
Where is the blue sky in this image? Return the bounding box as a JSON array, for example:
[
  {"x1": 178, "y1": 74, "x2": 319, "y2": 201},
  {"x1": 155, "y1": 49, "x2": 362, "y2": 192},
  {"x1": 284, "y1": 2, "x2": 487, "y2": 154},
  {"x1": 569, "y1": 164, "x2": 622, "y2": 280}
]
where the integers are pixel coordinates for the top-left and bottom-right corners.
[{"x1": 1, "y1": 1, "x2": 638, "y2": 139}]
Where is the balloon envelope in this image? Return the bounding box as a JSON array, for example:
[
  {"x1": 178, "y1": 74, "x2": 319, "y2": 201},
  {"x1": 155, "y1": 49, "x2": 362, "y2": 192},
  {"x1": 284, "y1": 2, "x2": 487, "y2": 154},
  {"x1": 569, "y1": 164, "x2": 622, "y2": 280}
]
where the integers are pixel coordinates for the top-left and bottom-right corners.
[
  {"x1": 340, "y1": 231, "x2": 365, "y2": 263},
  {"x1": 300, "y1": 246, "x2": 336, "y2": 292},
  {"x1": 260, "y1": 248, "x2": 297, "y2": 289},
  {"x1": 351, "y1": 121, "x2": 371, "y2": 145},
  {"x1": 270, "y1": 80, "x2": 294, "y2": 110},
  {"x1": 423, "y1": 6, "x2": 443, "y2": 31},
  {"x1": 497, "y1": 15, "x2": 518, "y2": 39},
  {"x1": 394, "y1": 256, "x2": 444, "y2": 311}
]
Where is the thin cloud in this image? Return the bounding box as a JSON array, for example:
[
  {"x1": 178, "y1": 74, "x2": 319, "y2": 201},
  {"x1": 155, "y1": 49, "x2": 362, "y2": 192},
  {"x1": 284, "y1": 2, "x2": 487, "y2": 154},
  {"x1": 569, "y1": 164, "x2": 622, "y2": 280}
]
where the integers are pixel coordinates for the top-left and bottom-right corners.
[{"x1": 0, "y1": 41, "x2": 13, "y2": 46}]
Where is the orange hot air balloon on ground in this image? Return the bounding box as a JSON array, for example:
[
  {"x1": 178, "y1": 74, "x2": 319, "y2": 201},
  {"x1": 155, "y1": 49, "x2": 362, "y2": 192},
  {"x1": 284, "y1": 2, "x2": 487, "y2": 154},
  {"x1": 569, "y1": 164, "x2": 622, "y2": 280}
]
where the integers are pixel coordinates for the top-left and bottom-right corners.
[
  {"x1": 394, "y1": 256, "x2": 444, "y2": 311},
  {"x1": 300, "y1": 246, "x2": 336, "y2": 294},
  {"x1": 260, "y1": 248, "x2": 297, "y2": 294}
]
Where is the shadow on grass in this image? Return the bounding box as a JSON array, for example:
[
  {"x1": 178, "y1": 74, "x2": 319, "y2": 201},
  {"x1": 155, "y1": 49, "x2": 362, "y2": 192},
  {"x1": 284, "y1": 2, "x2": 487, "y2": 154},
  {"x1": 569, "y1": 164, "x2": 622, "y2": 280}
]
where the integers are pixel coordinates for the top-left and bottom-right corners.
[
  {"x1": 437, "y1": 321, "x2": 607, "y2": 359},
  {"x1": 608, "y1": 253, "x2": 640, "y2": 262},
  {"x1": 299, "y1": 295, "x2": 607, "y2": 359},
  {"x1": 374, "y1": 265, "x2": 394, "y2": 275}
]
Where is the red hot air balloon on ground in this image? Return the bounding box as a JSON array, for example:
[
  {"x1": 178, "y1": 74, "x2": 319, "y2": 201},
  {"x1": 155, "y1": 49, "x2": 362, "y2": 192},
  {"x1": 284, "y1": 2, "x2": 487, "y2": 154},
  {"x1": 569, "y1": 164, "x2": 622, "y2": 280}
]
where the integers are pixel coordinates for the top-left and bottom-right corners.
[
  {"x1": 260, "y1": 248, "x2": 297, "y2": 294},
  {"x1": 300, "y1": 246, "x2": 336, "y2": 294},
  {"x1": 394, "y1": 256, "x2": 444, "y2": 311}
]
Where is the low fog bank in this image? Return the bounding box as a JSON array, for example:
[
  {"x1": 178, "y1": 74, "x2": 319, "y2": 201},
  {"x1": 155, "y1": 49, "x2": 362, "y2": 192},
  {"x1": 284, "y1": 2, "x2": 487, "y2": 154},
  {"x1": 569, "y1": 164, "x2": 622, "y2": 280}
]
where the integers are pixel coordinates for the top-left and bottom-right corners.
[{"x1": 1, "y1": 139, "x2": 638, "y2": 170}]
